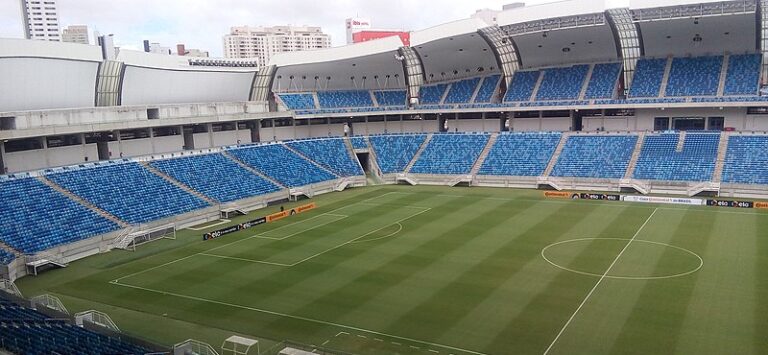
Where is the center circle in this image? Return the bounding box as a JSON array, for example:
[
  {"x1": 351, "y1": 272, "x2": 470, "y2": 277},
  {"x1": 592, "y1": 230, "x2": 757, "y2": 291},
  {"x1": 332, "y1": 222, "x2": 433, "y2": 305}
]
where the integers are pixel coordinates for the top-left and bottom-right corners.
[{"x1": 541, "y1": 238, "x2": 703, "y2": 280}]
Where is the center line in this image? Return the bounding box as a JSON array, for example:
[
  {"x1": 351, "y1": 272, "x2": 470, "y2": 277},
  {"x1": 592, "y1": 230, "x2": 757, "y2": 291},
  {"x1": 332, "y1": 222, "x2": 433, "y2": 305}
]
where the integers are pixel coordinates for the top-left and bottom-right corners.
[{"x1": 542, "y1": 207, "x2": 659, "y2": 355}]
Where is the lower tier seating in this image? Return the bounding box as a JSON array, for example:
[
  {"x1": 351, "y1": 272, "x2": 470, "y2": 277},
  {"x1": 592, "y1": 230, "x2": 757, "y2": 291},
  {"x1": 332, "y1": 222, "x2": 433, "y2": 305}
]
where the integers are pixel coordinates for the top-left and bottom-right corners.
[
  {"x1": 369, "y1": 134, "x2": 428, "y2": 174},
  {"x1": 722, "y1": 135, "x2": 768, "y2": 185},
  {"x1": 410, "y1": 133, "x2": 490, "y2": 174},
  {"x1": 0, "y1": 177, "x2": 120, "y2": 253},
  {"x1": 479, "y1": 132, "x2": 561, "y2": 176},
  {"x1": 552, "y1": 135, "x2": 637, "y2": 179},
  {"x1": 47, "y1": 162, "x2": 211, "y2": 225},
  {"x1": 149, "y1": 153, "x2": 281, "y2": 203},
  {"x1": 287, "y1": 139, "x2": 363, "y2": 177},
  {"x1": 633, "y1": 132, "x2": 720, "y2": 182},
  {"x1": 0, "y1": 298, "x2": 151, "y2": 355},
  {"x1": 227, "y1": 144, "x2": 337, "y2": 187},
  {"x1": 0, "y1": 249, "x2": 17, "y2": 265},
  {"x1": 350, "y1": 136, "x2": 368, "y2": 149}
]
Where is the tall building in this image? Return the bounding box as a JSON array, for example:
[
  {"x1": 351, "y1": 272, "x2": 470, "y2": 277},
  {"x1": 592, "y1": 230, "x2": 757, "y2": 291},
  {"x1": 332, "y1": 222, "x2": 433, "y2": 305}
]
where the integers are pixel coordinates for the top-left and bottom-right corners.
[
  {"x1": 62, "y1": 25, "x2": 89, "y2": 44},
  {"x1": 19, "y1": 0, "x2": 60, "y2": 41},
  {"x1": 345, "y1": 17, "x2": 409, "y2": 45},
  {"x1": 177, "y1": 44, "x2": 209, "y2": 58},
  {"x1": 143, "y1": 40, "x2": 172, "y2": 55},
  {"x1": 471, "y1": 3, "x2": 525, "y2": 25},
  {"x1": 222, "y1": 25, "x2": 331, "y2": 66},
  {"x1": 95, "y1": 32, "x2": 117, "y2": 60}
]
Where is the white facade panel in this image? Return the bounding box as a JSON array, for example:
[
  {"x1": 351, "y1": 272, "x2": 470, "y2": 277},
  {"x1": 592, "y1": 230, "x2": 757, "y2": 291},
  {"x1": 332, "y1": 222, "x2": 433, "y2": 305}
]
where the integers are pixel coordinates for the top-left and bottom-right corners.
[
  {"x1": 212, "y1": 131, "x2": 238, "y2": 147},
  {"x1": 120, "y1": 66, "x2": 254, "y2": 106},
  {"x1": 0, "y1": 57, "x2": 98, "y2": 112},
  {"x1": 497, "y1": 0, "x2": 607, "y2": 26}
]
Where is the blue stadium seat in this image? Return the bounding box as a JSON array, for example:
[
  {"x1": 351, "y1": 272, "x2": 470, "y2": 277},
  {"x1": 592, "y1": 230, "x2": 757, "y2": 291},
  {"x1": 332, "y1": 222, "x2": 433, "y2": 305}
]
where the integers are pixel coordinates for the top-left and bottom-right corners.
[
  {"x1": 0, "y1": 178, "x2": 120, "y2": 253},
  {"x1": 374, "y1": 90, "x2": 407, "y2": 106},
  {"x1": 419, "y1": 84, "x2": 449, "y2": 104},
  {"x1": 633, "y1": 132, "x2": 720, "y2": 182},
  {"x1": 0, "y1": 249, "x2": 16, "y2": 265},
  {"x1": 665, "y1": 56, "x2": 723, "y2": 97},
  {"x1": 317, "y1": 90, "x2": 374, "y2": 108},
  {"x1": 410, "y1": 133, "x2": 490, "y2": 174},
  {"x1": 503, "y1": 71, "x2": 540, "y2": 102},
  {"x1": 227, "y1": 144, "x2": 337, "y2": 187},
  {"x1": 47, "y1": 162, "x2": 210, "y2": 225},
  {"x1": 722, "y1": 135, "x2": 768, "y2": 184},
  {"x1": 278, "y1": 93, "x2": 316, "y2": 110},
  {"x1": 629, "y1": 58, "x2": 667, "y2": 98},
  {"x1": 369, "y1": 134, "x2": 428, "y2": 174},
  {"x1": 474, "y1": 75, "x2": 501, "y2": 103},
  {"x1": 552, "y1": 135, "x2": 637, "y2": 179},
  {"x1": 444, "y1": 77, "x2": 482, "y2": 104},
  {"x1": 149, "y1": 154, "x2": 282, "y2": 203},
  {"x1": 479, "y1": 132, "x2": 562, "y2": 176},
  {"x1": 584, "y1": 63, "x2": 622, "y2": 99},
  {"x1": 535, "y1": 65, "x2": 589, "y2": 101},
  {"x1": 0, "y1": 297, "x2": 150, "y2": 355},
  {"x1": 350, "y1": 136, "x2": 368, "y2": 149},
  {"x1": 723, "y1": 54, "x2": 761, "y2": 96},
  {"x1": 287, "y1": 139, "x2": 363, "y2": 177}
]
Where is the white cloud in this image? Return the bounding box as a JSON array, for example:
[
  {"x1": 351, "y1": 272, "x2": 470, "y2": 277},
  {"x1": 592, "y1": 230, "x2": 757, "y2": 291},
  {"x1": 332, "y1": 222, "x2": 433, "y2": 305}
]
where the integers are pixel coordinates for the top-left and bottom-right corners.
[{"x1": 0, "y1": 0, "x2": 630, "y2": 57}]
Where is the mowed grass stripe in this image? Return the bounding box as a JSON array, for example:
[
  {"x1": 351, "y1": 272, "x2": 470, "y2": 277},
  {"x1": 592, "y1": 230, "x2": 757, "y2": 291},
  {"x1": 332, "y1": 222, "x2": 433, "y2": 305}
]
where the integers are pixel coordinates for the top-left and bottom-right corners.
[
  {"x1": 479, "y1": 205, "x2": 656, "y2": 354},
  {"x1": 756, "y1": 214, "x2": 768, "y2": 352},
  {"x1": 674, "y1": 211, "x2": 760, "y2": 354},
  {"x1": 605, "y1": 209, "x2": 716, "y2": 354}
]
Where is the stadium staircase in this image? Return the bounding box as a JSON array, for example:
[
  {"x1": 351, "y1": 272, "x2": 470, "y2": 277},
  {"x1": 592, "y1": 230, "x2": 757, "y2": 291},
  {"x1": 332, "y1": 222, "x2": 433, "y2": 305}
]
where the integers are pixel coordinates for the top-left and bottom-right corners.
[
  {"x1": 542, "y1": 132, "x2": 570, "y2": 177},
  {"x1": 26, "y1": 251, "x2": 69, "y2": 275},
  {"x1": 470, "y1": 132, "x2": 499, "y2": 177},
  {"x1": 362, "y1": 137, "x2": 386, "y2": 182},
  {"x1": 676, "y1": 131, "x2": 687, "y2": 152},
  {"x1": 623, "y1": 132, "x2": 646, "y2": 179},
  {"x1": 404, "y1": 133, "x2": 433, "y2": 173},
  {"x1": 712, "y1": 131, "x2": 731, "y2": 183},
  {"x1": 469, "y1": 78, "x2": 484, "y2": 103},
  {"x1": 311, "y1": 93, "x2": 321, "y2": 109},
  {"x1": 283, "y1": 144, "x2": 341, "y2": 178},
  {"x1": 658, "y1": 56, "x2": 673, "y2": 97},
  {"x1": 530, "y1": 71, "x2": 545, "y2": 101},
  {"x1": 369, "y1": 91, "x2": 380, "y2": 107},
  {"x1": 717, "y1": 54, "x2": 730, "y2": 96},
  {"x1": 36, "y1": 176, "x2": 129, "y2": 228},
  {"x1": 439, "y1": 84, "x2": 452, "y2": 105},
  {"x1": 578, "y1": 64, "x2": 595, "y2": 101},
  {"x1": 221, "y1": 150, "x2": 287, "y2": 189},
  {"x1": 139, "y1": 161, "x2": 217, "y2": 206}
]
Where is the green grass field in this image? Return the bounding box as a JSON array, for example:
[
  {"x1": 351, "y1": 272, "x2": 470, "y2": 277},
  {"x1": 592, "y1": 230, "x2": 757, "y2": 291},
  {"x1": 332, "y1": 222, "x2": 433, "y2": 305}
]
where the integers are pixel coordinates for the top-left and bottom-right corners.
[{"x1": 16, "y1": 186, "x2": 768, "y2": 355}]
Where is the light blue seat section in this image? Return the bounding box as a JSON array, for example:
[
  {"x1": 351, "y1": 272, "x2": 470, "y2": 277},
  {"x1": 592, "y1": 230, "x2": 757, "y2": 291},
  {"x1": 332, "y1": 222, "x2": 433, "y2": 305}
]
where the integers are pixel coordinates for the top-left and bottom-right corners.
[
  {"x1": 369, "y1": 134, "x2": 428, "y2": 174},
  {"x1": 479, "y1": 132, "x2": 561, "y2": 176},
  {"x1": 410, "y1": 133, "x2": 490, "y2": 174}
]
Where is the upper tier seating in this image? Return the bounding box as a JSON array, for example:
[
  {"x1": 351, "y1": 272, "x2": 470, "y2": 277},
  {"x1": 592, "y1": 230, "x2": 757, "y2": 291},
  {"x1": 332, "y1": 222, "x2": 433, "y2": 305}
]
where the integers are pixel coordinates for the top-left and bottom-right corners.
[
  {"x1": 47, "y1": 162, "x2": 210, "y2": 225},
  {"x1": 479, "y1": 132, "x2": 561, "y2": 176},
  {"x1": 0, "y1": 298, "x2": 150, "y2": 355},
  {"x1": 149, "y1": 153, "x2": 281, "y2": 203},
  {"x1": 474, "y1": 75, "x2": 501, "y2": 103},
  {"x1": 287, "y1": 139, "x2": 363, "y2": 177},
  {"x1": 503, "y1": 71, "x2": 540, "y2": 102},
  {"x1": 536, "y1": 65, "x2": 590, "y2": 101},
  {"x1": 278, "y1": 93, "x2": 316, "y2": 110},
  {"x1": 369, "y1": 134, "x2": 427, "y2": 174},
  {"x1": 583, "y1": 63, "x2": 622, "y2": 99},
  {"x1": 444, "y1": 77, "x2": 482, "y2": 104},
  {"x1": 552, "y1": 135, "x2": 638, "y2": 179},
  {"x1": 350, "y1": 136, "x2": 368, "y2": 149},
  {"x1": 227, "y1": 144, "x2": 337, "y2": 187},
  {"x1": 629, "y1": 58, "x2": 667, "y2": 98},
  {"x1": 723, "y1": 54, "x2": 762, "y2": 96},
  {"x1": 0, "y1": 249, "x2": 15, "y2": 265},
  {"x1": 419, "y1": 84, "x2": 449, "y2": 104},
  {"x1": 722, "y1": 135, "x2": 768, "y2": 185},
  {"x1": 410, "y1": 133, "x2": 490, "y2": 174},
  {"x1": 633, "y1": 132, "x2": 720, "y2": 182},
  {"x1": 317, "y1": 90, "x2": 373, "y2": 108},
  {"x1": 665, "y1": 56, "x2": 723, "y2": 97},
  {"x1": 374, "y1": 90, "x2": 407, "y2": 106},
  {"x1": 0, "y1": 178, "x2": 119, "y2": 253}
]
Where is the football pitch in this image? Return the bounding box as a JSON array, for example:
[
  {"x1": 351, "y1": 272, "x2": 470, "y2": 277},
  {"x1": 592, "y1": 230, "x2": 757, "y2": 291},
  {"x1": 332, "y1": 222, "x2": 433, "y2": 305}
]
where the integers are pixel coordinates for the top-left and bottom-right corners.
[{"x1": 16, "y1": 186, "x2": 768, "y2": 354}]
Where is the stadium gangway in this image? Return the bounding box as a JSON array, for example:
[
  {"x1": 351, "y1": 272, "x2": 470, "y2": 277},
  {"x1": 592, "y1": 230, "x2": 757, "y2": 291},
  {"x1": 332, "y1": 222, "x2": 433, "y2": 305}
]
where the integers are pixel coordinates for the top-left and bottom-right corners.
[
  {"x1": 30, "y1": 294, "x2": 69, "y2": 315},
  {"x1": 0, "y1": 278, "x2": 22, "y2": 298},
  {"x1": 25, "y1": 252, "x2": 68, "y2": 275}
]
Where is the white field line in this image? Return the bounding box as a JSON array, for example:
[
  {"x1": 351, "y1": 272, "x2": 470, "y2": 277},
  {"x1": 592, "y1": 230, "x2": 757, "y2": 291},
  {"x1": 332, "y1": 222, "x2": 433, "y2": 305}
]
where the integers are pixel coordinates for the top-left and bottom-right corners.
[
  {"x1": 187, "y1": 219, "x2": 231, "y2": 231},
  {"x1": 203, "y1": 208, "x2": 430, "y2": 267},
  {"x1": 255, "y1": 214, "x2": 349, "y2": 240},
  {"x1": 113, "y1": 191, "x2": 400, "y2": 283},
  {"x1": 349, "y1": 223, "x2": 403, "y2": 244},
  {"x1": 542, "y1": 207, "x2": 660, "y2": 355},
  {"x1": 109, "y1": 280, "x2": 487, "y2": 355}
]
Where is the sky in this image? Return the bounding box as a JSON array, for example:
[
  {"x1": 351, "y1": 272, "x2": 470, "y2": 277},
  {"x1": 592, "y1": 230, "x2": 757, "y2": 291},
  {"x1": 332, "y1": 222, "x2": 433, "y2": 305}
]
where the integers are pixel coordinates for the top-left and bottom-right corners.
[{"x1": 0, "y1": 0, "x2": 629, "y2": 57}]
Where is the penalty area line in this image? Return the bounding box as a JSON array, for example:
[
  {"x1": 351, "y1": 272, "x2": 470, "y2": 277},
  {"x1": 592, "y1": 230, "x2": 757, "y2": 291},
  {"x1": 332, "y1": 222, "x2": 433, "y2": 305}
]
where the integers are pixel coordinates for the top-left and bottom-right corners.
[{"x1": 108, "y1": 279, "x2": 487, "y2": 355}]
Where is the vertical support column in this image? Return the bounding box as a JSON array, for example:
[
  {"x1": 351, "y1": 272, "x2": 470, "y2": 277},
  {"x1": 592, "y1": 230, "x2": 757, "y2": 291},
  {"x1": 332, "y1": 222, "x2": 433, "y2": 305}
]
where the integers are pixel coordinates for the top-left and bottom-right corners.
[{"x1": 0, "y1": 141, "x2": 6, "y2": 174}]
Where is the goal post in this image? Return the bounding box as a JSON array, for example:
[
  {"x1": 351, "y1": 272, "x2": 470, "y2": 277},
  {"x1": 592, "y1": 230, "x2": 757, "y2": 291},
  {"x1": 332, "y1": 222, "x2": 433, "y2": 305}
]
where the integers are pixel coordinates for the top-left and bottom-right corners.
[{"x1": 114, "y1": 224, "x2": 176, "y2": 251}]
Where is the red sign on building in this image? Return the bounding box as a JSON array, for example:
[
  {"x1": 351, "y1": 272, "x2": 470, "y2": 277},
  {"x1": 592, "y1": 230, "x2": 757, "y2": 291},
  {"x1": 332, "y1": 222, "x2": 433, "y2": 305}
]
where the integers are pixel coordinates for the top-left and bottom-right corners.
[{"x1": 352, "y1": 31, "x2": 410, "y2": 46}]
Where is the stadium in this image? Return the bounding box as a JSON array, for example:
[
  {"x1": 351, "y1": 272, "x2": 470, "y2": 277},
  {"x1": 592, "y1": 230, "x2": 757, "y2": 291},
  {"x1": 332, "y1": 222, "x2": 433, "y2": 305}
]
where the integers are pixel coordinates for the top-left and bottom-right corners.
[{"x1": 1, "y1": 0, "x2": 768, "y2": 354}]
